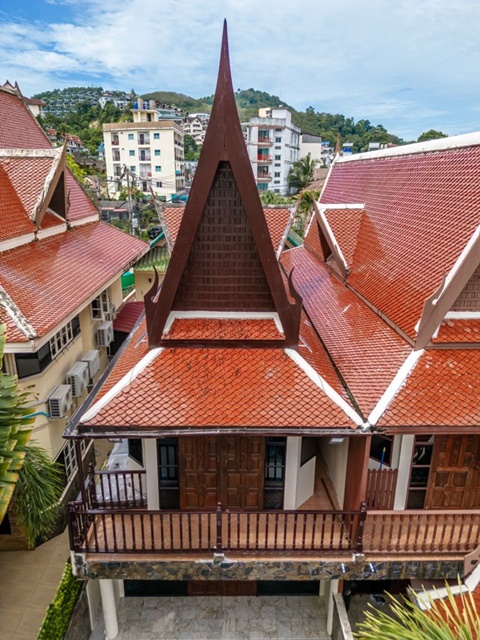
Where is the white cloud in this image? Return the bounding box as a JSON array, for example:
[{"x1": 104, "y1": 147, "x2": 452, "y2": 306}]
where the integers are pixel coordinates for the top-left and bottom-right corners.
[{"x1": 0, "y1": 0, "x2": 479, "y2": 138}]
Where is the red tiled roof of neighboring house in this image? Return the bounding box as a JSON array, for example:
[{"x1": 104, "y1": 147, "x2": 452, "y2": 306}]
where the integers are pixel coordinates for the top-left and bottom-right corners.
[
  {"x1": 0, "y1": 222, "x2": 147, "y2": 342},
  {"x1": 164, "y1": 317, "x2": 284, "y2": 341},
  {"x1": 0, "y1": 156, "x2": 55, "y2": 219},
  {"x1": 433, "y1": 319, "x2": 480, "y2": 343},
  {"x1": 0, "y1": 89, "x2": 51, "y2": 149},
  {"x1": 80, "y1": 346, "x2": 356, "y2": 431},
  {"x1": 113, "y1": 301, "x2": 145, "y2": 334},
  {"x1": 0, "y1": 307, "x2": 24, "y2": 343},
  {"x1": 282, "y1": 246, "x2": 412, "y2": 415},
  {"x1": 304, "y1": 214, "x2": 327, "y2": 261},
  {"x1": 24, "y1": 97, "x2": 45, "y2": 107},
  {"x1": 0, "y1": 166, "x2": 33, "y2": 241},
  {"x1": 321, "y1": 146, "x2": 480, "y2": 337},
  {"x1": 162, "y1": 206, "x2": 292, "y2": 255},
  {"x1": 379, "y1": 349, "x2": 480, "y2": 428},
  {"x1": 322, "y1": 207, "x2": 364, "y2": 266}
]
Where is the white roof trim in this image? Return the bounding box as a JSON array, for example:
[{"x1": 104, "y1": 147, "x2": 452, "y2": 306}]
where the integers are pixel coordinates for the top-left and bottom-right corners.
[
  {"x1": 285, "y1": 349, "x2": 366, "y2": 428},
  {"x1": 0, "y1": 148, "x2": 60, "y2": 158},
  {"x1": 163, "y1": 310, "x2": 284, "y2": 336},
  {"x1": 317, "y1": 205, "x2": 349, "y2": 275},
  {"x1": 0, "y1": 233, "x2": 35, "y2": 253},
  {"x1": 445, "y1": 311, "x2": 480, "y2": 319},
  {"x1": 0, "y1": 286, "x2": 37, "y2": 340},
  {"x1": 337, "y1": 131, "x2": 480, "y2": 163},
  {"x1": 416, "y1": 563, "x2": 480, "y2": 610},
  {"x1": 80, "y1": 347, "x2": 164, "y2": 423},
  {"x1": 368, "y1": 349, "x2": 424, "y2": 425},
  {"x1": 444, "y1": 221, "x2": 480, "y2": 290},
  {"x1": 277, "y1": 206, "x2": 296, "y2": 260},
  {"x1": 31, "y1": 147, "x2": 64, "y2": 222},
  {"x1": 70, "y1": 214, "x2": 100, "y2": 227},
  {"x1": 320, "y1": 203, "x2": 365, "y2": 210}
]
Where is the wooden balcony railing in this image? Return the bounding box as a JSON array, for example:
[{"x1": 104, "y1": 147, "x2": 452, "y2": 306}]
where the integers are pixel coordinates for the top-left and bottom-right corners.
[
  {"x1": 362, "y1": 510, "x2": 480, "y2": 554},
  {"x1": 366, "y1": 468, "x2": 398, "y2": 510},
  {"x1": 68, "y1": 470, "x2": 480, "y2": 557}
]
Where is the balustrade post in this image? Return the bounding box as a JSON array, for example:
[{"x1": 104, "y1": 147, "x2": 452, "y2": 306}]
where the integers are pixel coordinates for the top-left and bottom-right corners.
[
  {"x1": 75, "y1": 440, "x2": 88, "y2": 506},
  {"x1": 356, "y1": 502, "x2": 367, "y2": 553},
  {"x1": 87, "y1": 462, "x2": 96, "y2": 508},
  {"x1": 216, "y1": 502, "x2": 223, "y2": 552}
]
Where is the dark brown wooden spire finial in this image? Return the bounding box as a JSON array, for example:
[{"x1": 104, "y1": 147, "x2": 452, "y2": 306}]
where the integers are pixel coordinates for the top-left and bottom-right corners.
[{"x1": 144, "y1": 22, "x2": 302, "y2": 348}]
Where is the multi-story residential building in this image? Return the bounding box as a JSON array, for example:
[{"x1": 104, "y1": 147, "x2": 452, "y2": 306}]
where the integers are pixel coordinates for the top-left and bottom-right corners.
[
  {"x1": 65, "y1": 27, "x2": 479, "y2": 639},
  {"x1": 98, "y1": 92, "x2": 132, "y2": 110},
  {"x1": 247, "y1": 107, "x2": 300, "y2": 194},
  {"x1": 0, "y1": 82, "x2": 148, "y2": 550},
  {"x1": 183, "y1": 115, "x2": 207, "y2": 144},
  {"x1": 103, "y1": 99, "x2": 185, "y2": 201},
  {"x1": 299, "y1": 133, "x2": 323, "y2": 165}
]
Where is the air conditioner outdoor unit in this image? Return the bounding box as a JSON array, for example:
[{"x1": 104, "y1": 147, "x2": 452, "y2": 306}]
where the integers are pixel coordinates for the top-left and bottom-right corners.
[
  {"x1": 81, "y1": 349, "x2": 100, "y2": 379},
  {"x1": 66, "y1": 361, "x2": 89, "y2": 397},
  {"x1": 48, "y1": 384, "x2": 73, "y2": 419},
  {"x1": 96, "y1": 321, "x2": 114, "y2": 347}
]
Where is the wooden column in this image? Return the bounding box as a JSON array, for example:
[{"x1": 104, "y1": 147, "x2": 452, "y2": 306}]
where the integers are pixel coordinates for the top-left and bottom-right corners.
[{"x1": 343, "y1": 436, "x2": 371, "y2": 512}]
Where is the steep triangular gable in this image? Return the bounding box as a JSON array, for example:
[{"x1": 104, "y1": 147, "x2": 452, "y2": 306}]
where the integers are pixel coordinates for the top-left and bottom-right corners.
[{"x1": 145, "y1": 22, "x2": 301, "y2": 347}]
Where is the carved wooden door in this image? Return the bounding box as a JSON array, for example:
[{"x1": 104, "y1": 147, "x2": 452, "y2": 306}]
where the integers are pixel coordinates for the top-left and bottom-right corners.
[
  {"x1": 179, "y1": 436, "x2": 219, "y2": 509},
  {"x1": 221, "y1": 436, "x2": 265, "y2": 509},
  {"x1": 425, "y1": 435, "x2": 480, "y2": 509},
  {"x1": 178, "y1": 436, "x2": 265, "y2": 510}
]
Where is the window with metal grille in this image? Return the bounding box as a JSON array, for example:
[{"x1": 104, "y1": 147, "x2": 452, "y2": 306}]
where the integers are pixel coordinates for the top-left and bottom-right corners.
[
  {"x1": 157, "y1": 438, "x2": 180, "y2": 509},
  {"x1": 264, "y1": 437, "x2": 286, "y2": 509}
]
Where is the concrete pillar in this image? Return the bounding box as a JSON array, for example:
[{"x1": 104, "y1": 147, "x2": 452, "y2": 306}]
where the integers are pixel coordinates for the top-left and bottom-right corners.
[
  {"x1": 326, "y1": 579, "x2": 339, "y2": 637},
  {"x1": 100, "y1": 579, "x2": 119, "y2": 640},
  {"x1": 394, "y1": 435, "x2": 415, "y2": 510},
  {"x1": 144, "y1": 438, "x2": 159, "y2": 509},
  {"x1": 284, "y1": 436, "x2": 301, "y2": 509}
]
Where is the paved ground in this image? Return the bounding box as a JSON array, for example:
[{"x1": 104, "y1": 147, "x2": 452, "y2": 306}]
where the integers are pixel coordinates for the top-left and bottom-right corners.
[
  {"x1": 112, "y1": 595, "x2": 329, "y2": 640},
  {"x1": 0, "y1": 529, "x2": 70, "y2": 640}
]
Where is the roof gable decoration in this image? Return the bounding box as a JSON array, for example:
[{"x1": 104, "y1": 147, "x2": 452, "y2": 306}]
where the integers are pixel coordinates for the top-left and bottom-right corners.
[
  {"x1": 144, "y1": 22, "x2": 302, "y2": 348},
  {"x1": 309, "y1": 202, "x2": 364, "y2": 278},
  {"x1": 415, "y1": 222, "x2": 480, "y2": 349},
  {"x1": 0, "y1": 146, "x2": 67, "y2": 228}
]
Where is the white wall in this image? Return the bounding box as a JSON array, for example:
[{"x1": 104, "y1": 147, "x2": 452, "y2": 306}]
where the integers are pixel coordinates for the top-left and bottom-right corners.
[
  {"x1": 318, "y1": 438, "x2": 349, "y2": 508},
  {"x1": 394, "y1": 435, "x2": 415, "y2": 510},
  {"x1": 284, "y1": 437, "x2": 316, "y2": 509}
]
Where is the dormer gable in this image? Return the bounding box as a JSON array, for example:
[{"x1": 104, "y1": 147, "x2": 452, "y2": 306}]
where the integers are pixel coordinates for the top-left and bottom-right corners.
[{"x1": 144, "y1": 22, "x2": 301, "y2": 348}]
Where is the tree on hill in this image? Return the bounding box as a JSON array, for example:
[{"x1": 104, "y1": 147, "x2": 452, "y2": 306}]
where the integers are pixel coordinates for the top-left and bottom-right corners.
[
  {"x1": 184, "y1": 134, "x2": 200, "y2": 161},
  {"x1": 417, "y1": 129, "x2": 448, "y2": 142}
]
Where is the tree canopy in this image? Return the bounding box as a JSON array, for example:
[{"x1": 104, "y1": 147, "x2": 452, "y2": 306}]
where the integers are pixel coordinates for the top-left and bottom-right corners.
[{"x1": 417, "y1": 129, "x2": 448, "y2": 142}]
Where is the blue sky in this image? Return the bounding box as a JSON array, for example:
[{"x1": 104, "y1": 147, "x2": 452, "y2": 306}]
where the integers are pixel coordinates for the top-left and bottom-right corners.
[{"x1": 0, "y1": 0, "x2": 479, "y2": 140}]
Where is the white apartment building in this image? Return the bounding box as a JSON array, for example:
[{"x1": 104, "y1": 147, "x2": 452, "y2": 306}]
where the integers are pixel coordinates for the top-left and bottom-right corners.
[
  {"x1": 183, "y1": 116, "x2": 207, "y2": 144},
  {"x1": 103, "y1": 99, "x2": 185, "y2": 201},
  {"x1": 299, "y1": 133, "x2": 323, "y2": 165},
  {"x1": 247, "y1": 107, "x2": 300, "y2": 195}
]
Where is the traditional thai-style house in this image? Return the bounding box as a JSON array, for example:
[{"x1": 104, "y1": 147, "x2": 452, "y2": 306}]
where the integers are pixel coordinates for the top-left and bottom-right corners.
[{"x1": 65, "y1": 23, "x2": 480, "y2": 637}]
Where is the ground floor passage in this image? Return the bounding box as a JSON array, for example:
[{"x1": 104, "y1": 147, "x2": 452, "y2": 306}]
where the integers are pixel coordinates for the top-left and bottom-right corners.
[{"x1": 93, "y1": 595, "x2": 329, "y2": 640}]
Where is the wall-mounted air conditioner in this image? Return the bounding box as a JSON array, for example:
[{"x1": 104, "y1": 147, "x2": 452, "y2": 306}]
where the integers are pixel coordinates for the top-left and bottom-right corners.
[
  {"x1": 66, "y1": 361, "x2": 89, "y2": 397},
  {"x1": 81, "y1": 350, "x2": 100, "y2": 379},
  {"x1": 48, "y1": 384, "x2": 73, "y2": 419},
  {"x1": 96, "y1": 321, "x2": 114, "y2": 347}
]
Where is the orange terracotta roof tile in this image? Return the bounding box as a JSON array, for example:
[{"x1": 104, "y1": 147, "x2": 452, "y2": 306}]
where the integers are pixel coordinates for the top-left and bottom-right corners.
[
  {"x1": 113, "y1": 301, "x2": 145, "y2": 334},
  {"x1": 66, "y1": 171, "x2": 98, "y2": 221},
  {"x1": 322, "y1": 147, "x2": 480, "y2": 337},
  {"x1": 0, "y1": 89, "x2": 51, "y2": 149},
  {"x1": 433, "y1": 319, "x2": 480, "y2": 343},
  {"x1": 380, "y1": 349, "x2": 480, "y2": 427},
  {"x1": 323, "y1": 207, "x2": 364, "y2": 266},
  {"x1": 0, "y1": 222, "x2": 147, "y2": 341},
  {"x1": 0, "y1": 166, "x2": 33, "y2": 241},
  {"x1": 164, "y1": 317, "x2": 284, "y2": 341},
  {"x1": 304, "y1": 216, "x2": 327, "y2": 261},
  {"x1": 40, "y1": 211, "x2": 65, "y2": 229},
  {"x1": 81, "y1": 346, "x2": 356, "y2": 431},
  {"x1": 0, "y1": 307, "x2": 24, "y2": 343},
  {"x1": 162, "y1": 206, "x2": 292, "y2": 256},
  {"x1": 282, "y1": 246, "x2": 412, "y2": 415},
  {"x1": 0, "y1": 155, "x2": 55, "y2": 219}
]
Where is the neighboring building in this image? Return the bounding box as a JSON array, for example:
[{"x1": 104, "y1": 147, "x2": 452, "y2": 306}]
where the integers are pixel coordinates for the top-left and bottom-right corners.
[
  {"x1": 183, "y1": 115, "x2": 207, "y2": 144},
  {"x1": 247, "y1": 106, "x2": 300, "y2": 194},
  {"x1": 103, "y1": 99, "x2": 185, "y2": 200},
  {"x1": 63, "y1": 133, "x2": 84, "y2": 153},
  {"x1": 41, "y1": 86, "x2": 102, "y2": 116},
  {"x1": 0, "y1": 82, "x2": 148, "y2": 549},
  {"x1": 64, "y1": 27, "x2": 480, "y2": 639},
  {"x1": 299, "y1": 133, "x2": 323, "y2": 165},
  {"x1": 342, "y1": 141, "x2": 353, "y2": 155},
  {"x1": 98, "y1": 92, "x2": 132, "y2": 110}
]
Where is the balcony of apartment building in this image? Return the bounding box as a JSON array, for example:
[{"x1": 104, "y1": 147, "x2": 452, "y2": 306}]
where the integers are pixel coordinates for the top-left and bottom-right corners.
[
  {"x1": 67, "y1": 435, "x2": 480, "y2": 566},
  {"x1": 257, "y1": 134, "x2": 273, "y2": 147},
  {"x1": 139, "y1": 150, "x2": 151, "y2": 162},
  {"x1": 111, "y1": 135, "x2": 119, "y2": 146},
  {"x1": 112, "y1": 150, "x2": 121, "y2": 162},
  {"x1": 257, "y1": 153, "x2": 272, "y2": 163},
  {"x1": 139, "y1": 166, "x2": 152, "y2": 179},
  {"x1": 138, "y1": 133, "x2": 150, "y2": 145},
  {"x1": 257, "y1": 168, "x2": 272, "y2": 181}
]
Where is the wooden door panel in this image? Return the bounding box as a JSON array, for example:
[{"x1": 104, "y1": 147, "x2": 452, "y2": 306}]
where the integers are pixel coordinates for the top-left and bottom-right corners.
[
  {"x1": 426, "y1": 436, "x2": 480, "y2": 509},
  {"x1": 222, "y1": 436, "x2": 265, "y2": 509},
  {"x1": 179, "y1": 437, "x2": 218, "y2": 510}
]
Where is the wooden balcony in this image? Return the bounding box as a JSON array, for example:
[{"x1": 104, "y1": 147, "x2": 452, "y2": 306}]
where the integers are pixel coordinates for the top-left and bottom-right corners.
[{"x1": 67, "y1": 470, "x2": 480, "y2": 558}]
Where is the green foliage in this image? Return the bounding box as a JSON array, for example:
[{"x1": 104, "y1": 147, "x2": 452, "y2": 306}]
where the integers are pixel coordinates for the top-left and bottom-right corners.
[
  {"x1": 0, "y1": 324, "x2": 34, "y2": 523},
  {"x1": 417, "y1": 129, "x2": 448, "y2": 142},
  {"x1": 288, "y1": 153, "x2": 316, "y2": 193},
  {"x1": 259, "y1": 191, "x2": 293, "y2": 205},
  {"x1": 356, "y1": 583, "x2": 480, "y2": 640},
  {"x1": 141, "y1": 90, "x2": 212, "y2": 113},
  {"x1": 294, "y1": 189, "x2": 320, "y2": 237},
  {"x1": 65, "y1": 154, "x2": 87, "y2": 182},
  {"x1": 184, "y1": 134, "x2": 200, "y2": 161},
  {"x1": 37, "y1": 559, "x2": 83, "y2": 640},
  {"x1": 12, "y1": 444, "x2": 64, "y2": 548}
]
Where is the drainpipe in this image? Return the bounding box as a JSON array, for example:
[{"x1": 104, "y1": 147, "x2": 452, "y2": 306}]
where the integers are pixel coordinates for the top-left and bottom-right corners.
[{"x1": 29, "y1": 411, "x2": 50, "y2": 419}]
